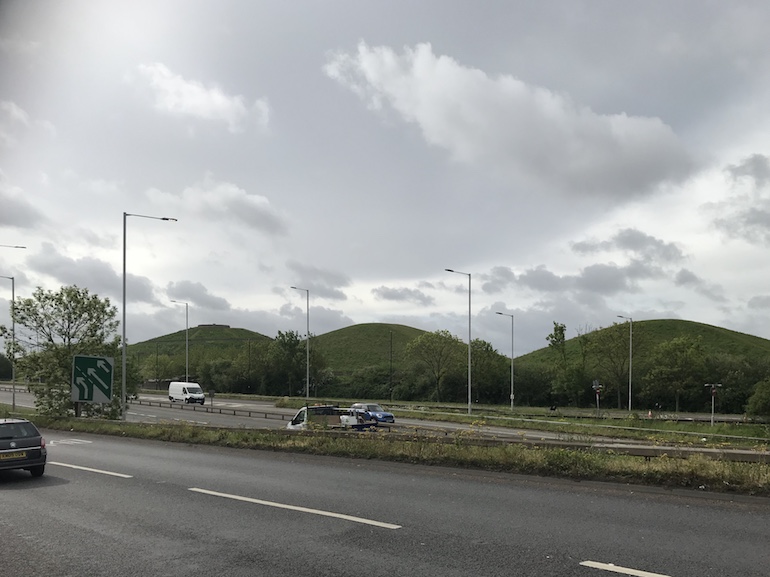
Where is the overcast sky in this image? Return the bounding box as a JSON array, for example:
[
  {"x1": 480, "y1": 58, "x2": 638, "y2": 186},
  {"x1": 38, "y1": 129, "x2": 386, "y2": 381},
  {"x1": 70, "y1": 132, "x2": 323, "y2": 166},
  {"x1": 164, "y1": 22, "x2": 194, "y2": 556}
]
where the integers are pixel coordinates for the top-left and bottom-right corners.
[{"x1": 3, "y1": 1, "x2": 770, "y2": 359}]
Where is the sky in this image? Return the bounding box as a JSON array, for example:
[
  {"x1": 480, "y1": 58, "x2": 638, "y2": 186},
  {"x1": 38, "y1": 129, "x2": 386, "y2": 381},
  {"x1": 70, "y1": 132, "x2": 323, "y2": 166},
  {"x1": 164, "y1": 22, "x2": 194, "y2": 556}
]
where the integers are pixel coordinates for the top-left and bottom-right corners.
[{"x1": 3, "y1": 1, "x2": 770, "y2": 359}]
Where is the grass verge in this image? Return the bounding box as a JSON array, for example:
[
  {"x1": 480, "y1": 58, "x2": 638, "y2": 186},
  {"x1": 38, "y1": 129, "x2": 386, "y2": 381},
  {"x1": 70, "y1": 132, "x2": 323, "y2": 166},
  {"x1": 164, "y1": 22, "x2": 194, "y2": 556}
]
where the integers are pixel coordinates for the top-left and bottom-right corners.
[{"x1": 25, "y1": 413, "x2": 770, "y2": 498}]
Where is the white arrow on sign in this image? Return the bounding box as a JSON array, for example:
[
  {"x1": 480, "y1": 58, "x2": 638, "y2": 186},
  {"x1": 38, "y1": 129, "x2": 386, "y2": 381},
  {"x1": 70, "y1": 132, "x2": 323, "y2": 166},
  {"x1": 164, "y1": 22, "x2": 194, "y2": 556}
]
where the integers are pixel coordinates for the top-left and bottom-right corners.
[
  {"x1": 97, "y1": 359, "x2": 110, "y2": 372},
  {"x1": 87, "y1": 368, "x2": 107, "y2": 388}
]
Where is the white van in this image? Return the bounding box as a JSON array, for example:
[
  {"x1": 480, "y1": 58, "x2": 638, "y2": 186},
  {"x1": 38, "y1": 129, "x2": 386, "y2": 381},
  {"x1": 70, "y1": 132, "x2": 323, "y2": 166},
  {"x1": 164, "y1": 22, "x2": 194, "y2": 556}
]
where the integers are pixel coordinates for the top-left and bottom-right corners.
[
  {"x1": 168, "y1": 381, "x2": 205, "y2": 405},
  {"x1": 286, "y1": 405, "x2": 377, "y2": 430}
]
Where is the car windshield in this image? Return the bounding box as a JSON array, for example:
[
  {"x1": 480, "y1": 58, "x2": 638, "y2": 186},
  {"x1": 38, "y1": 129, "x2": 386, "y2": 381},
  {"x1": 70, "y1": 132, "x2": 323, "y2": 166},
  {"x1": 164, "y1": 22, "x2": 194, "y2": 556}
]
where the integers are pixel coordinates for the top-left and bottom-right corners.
[
  {"x1": 187, "y1": 386, "x2": 203, "y2": 394},
  {"x1": 366, "y1": 404, "x2": 384, "y2": 412}
]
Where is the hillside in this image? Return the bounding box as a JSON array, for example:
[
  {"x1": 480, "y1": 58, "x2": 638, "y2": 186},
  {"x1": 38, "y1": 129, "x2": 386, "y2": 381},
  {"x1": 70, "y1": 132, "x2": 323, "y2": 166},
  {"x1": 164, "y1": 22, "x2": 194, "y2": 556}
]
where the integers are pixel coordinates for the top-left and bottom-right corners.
[
  {"x1": 127, "y1": 319, "x2": 770, "y2": 376},
  {"x1": 516, "y1": 319, "x2": 770, "y2": 367},
  {"x1": 312, "y1": 323, "x2": 426, "y2": 373},
  {"x1": 128, "y1": 324, "x2": 272, "y2": 358}
]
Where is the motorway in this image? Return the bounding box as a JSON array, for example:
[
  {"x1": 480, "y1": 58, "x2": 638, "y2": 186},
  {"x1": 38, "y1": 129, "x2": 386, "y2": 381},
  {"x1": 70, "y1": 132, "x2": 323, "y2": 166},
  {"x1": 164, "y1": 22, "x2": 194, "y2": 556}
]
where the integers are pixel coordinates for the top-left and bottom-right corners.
[
  {"x1": 0, "y1": 389, "x2": 592, "y2": 441},
  {"x1": 3, "y1": 389, "x2": 770, "y2": 575},
  {"x1": 2, "y1": 430, "x2": 769, "y2": 576}
]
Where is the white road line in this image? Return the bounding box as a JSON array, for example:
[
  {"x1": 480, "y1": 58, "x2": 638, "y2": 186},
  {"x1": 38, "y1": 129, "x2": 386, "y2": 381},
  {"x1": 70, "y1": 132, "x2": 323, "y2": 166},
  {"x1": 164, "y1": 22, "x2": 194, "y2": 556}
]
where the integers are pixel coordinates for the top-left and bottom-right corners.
[
  {"x1": 47, "y1": 439, "x2": 93, "y2": 446},
  {"x1": 189, "y1": 487, "x2": 402, "y2": 529},
  {"x1": 580, "y1": 561, "x2": 671, "y2": 577},
  {"x1": 49, "y1": 462, "x2": 133, "y2": 478}
]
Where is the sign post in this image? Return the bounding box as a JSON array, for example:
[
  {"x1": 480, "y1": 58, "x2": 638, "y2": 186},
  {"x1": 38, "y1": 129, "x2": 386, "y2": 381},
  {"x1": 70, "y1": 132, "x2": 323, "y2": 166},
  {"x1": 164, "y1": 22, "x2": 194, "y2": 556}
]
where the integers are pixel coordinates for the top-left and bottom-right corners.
[
  {"x1": 592, "y1": 380, "x2": 603, "y2": 418},
  {"x1": 72, "y1": 355, "x2": 114, "y2": 404}
]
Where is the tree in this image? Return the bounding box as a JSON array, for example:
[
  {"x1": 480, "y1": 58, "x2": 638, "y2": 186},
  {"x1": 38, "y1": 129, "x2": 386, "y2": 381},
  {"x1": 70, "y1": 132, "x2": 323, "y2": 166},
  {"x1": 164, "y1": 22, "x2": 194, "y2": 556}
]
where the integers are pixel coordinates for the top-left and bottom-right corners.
[
  {"x1": 589, "y1": 323, "x2": 631, "y2": 409},
  {"x1": 470, "y1": 338, "x2": 508, "y2": 404},
  {"x1": 0, "y1": 285, "x2": 121, "y2": 416},
  {"x1": 264, "y1": 330, "x2": 305, "y2": 396},
  {"x1": 642, "y1": 336, "x2": 706, "y2": 412},
  {"x1": 405, "y1": 330, "x2": 463, "y2": 402},
  {"x1": 745, "y1": 378, "x2": 770, "y2": 418},
  {"x1": 546, "y1": 322, "x2": 589, "y2": 406},
  {"x1": 0, "y1": 352, "x2": 10, "y2": 380}
]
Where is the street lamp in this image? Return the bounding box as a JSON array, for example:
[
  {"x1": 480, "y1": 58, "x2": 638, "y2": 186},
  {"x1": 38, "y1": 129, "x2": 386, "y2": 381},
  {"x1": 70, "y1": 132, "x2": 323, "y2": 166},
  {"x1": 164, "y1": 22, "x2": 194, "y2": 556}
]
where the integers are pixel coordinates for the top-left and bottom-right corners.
[
  {"x1": 617, "y1": 315, "x2": 633, "y2": 411},
  {"x1": 122, "y1": 212, "x2": 177, "y2": 420},
  {"x1": 446, "y1": 269, "x2": 472, "y2": 415},
  {"x1": 290, "y1": 286, "x2": 310, "y2": 399},
  {"x1": 0, "y1": 275, "x2": 16, "y2": 411},
  {"x1": 495, "y1": 312, "x2": 514, "y2": 410},
  {"x1": 705, "y1": 383, "x2": 722, "y2": 426},
  {"x1": 170, "y1": 300, "x2": 189, "y2": 382},
  {"x1": 0, "y1": 243, "x2": 24, "y2": 413}
]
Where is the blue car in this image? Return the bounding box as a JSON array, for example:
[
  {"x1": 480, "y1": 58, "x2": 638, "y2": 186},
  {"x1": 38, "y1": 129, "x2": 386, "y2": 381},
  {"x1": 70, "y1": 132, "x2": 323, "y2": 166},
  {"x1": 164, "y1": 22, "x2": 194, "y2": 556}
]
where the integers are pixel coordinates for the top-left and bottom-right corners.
[{"x1": 350, "y1": 403, "x2": 395, "y2": 424}]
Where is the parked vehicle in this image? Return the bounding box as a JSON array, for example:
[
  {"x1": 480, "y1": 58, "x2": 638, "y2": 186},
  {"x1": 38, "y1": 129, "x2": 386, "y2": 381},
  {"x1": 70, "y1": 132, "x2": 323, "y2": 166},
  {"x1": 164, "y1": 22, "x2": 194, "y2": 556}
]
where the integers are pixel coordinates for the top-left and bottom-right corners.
[
  {"x1": 350, "y1": 402, "x2": 395, "y2": 423},
  {"x1": 168, "y1": 381, "x2": 205, "y2": 404},
  {"x1": 287, "y1": 405, "x2": 377, "y2": 431},
  {"x1": 0, "y1": 418, "x2": 47, "y2": 477}
]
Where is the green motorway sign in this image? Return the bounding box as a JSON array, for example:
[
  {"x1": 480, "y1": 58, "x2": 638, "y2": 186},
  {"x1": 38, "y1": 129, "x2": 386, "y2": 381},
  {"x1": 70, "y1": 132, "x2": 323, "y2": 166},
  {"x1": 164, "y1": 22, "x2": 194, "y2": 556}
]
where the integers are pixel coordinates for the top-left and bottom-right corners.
[{"x1": 71, "y1": 355, "x2": 114, "y2": 403}]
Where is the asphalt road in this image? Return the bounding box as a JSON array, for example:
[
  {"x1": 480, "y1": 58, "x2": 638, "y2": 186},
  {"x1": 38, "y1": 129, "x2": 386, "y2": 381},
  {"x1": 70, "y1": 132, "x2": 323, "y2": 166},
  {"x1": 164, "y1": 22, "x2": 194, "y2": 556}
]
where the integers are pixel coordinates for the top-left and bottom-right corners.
[
  {"x1": 0, "y1": 389, "x2": 575, "y2": 439},
  {"x1": 2, "y1": 431, "x2": 769, "y2": 576}
]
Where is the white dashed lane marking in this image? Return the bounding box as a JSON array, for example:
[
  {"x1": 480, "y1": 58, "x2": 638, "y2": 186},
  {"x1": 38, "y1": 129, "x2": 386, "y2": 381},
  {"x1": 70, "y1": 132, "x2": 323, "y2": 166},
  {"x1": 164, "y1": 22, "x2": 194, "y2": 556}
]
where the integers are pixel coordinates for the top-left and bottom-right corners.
[{"x1": 580, "y1": 561, "x2": 671, "y2": 577}]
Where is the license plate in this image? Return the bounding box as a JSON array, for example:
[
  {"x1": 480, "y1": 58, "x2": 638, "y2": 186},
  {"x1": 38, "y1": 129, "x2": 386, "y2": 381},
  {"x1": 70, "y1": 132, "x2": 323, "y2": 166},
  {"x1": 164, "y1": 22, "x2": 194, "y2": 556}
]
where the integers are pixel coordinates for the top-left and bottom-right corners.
[{"x1": 0, "y1": 451, "x2": 27, "y2": 460}]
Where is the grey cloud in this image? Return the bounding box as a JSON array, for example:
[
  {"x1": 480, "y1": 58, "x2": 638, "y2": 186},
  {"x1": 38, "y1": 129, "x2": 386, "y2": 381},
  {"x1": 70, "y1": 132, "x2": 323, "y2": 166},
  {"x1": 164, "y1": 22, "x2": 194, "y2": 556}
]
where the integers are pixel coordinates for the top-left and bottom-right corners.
[
  {"x1": 712, "y1": 155, "x2": 770, "y2": 245},
  {"x1": 480, "y1": 266, "x2": 516, "y2": 294},
  {"x1": 143, "y1": 176, "x2": 289, "y2": 238},
  {"x1": 372, "y1": 286, "x2": 434, "y2": 306},
  {"x1": 576, "y1": 264, "x2": 633, "y2": 295},
  {"x1": 727, "y1": 154, "x2": 770, "y2": 188},
  {"x1": 625, "y1": 259, "x2": 666, "y2": 281},
  {"x1": 714, "y1": 205, "x2": 770, "y2": 245},
  {"x1": 286, "y1": 260, "x2": 350, "y2": 301},
  {"x1": 518, "y1": 266, "x2": 567, "y2": 292},
  {"x1": 674, "y1": 268, "x2": 726, "y2": 302},
  {"x1": 571, "y1": 228, "x2": 684, "y2": 263},
  {"x1": 326, "y1": 42, "x2": 694, "y2": 199},
  {"x1": 167, "y1": 280, "x2": 231, "y2": 311},
  {"x1": 747, "y1": 295, "x2": 770, "y2": 310},
  {"x1": 26, "y1": 242, "x2": 157, "y2": 305},
  {"x1": 0, "y1": 176, "x2": 47, "y2": 228}
]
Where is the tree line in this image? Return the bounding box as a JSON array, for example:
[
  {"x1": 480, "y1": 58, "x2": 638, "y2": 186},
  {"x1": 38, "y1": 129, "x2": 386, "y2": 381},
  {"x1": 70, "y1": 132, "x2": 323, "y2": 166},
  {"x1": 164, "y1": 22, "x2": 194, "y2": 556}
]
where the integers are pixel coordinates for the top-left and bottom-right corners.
[{"x1": 2, "y1": 285, "x2": 770, "y2": 418}]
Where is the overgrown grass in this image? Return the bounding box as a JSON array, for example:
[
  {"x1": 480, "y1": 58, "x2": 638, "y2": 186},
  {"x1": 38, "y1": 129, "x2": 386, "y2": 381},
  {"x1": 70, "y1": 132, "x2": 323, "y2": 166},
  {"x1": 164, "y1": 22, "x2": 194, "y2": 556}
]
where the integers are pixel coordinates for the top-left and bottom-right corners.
[
  {"x1": 15, "y1": 410, "x2": 770, "y2": 497},
  {"x1": 274, "y1": 397, "x2": 770, "y2": 449}
]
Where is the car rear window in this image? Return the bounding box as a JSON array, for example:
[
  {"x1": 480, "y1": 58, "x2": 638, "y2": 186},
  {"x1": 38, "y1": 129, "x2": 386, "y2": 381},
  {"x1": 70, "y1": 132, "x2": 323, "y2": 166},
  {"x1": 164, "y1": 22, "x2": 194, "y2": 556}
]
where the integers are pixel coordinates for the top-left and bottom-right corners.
[{"x1": 0, "y1": 422, "x2": 39, "y2": 439}]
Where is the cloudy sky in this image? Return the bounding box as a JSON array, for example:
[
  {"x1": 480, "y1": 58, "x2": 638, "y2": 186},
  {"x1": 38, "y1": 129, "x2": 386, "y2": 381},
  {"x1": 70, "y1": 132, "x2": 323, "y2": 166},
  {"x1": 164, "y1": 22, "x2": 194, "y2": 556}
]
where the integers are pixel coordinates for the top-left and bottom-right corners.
[{"x1": 3, "y1": 1, "x2": 770, "y2": 359}]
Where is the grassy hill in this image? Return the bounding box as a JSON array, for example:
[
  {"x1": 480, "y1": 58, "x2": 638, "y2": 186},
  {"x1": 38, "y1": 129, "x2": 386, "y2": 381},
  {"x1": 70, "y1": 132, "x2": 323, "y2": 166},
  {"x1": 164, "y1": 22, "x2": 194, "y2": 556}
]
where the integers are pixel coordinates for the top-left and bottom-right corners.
[
  {"x1": 312, "y1": 323, "x2": 426, "y2": 373},
  {"x1": 128, "y1": 319, "x2": 770, "y2": 378},
  {"x1": 516, "y1": 319, "x2": 770, "y2": 367},
  {"x1": 128, "y1": 324, "x2": 272, "y2": 358}
]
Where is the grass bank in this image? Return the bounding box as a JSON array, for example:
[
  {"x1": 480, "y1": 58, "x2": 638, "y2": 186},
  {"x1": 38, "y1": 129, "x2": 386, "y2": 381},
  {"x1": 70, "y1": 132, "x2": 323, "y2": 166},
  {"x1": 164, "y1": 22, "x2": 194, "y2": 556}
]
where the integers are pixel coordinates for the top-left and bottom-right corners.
[{"x1": 18, "y1": 411, "x2": 770, "y2": 498}]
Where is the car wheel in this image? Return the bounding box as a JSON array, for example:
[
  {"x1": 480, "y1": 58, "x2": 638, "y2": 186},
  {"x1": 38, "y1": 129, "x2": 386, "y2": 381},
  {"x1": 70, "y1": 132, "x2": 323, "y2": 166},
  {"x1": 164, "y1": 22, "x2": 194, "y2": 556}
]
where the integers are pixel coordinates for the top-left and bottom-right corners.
[{"x1": 30, "y1": 465, "x2": 45, "y2": 477}]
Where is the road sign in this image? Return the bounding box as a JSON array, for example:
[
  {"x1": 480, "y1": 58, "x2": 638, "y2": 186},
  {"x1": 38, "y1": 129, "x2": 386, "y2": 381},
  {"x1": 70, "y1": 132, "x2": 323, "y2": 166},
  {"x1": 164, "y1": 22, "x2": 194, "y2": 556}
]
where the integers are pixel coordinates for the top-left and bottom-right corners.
[{"x1": 72, "y1": 355, "x2": 114, "y2": 403}]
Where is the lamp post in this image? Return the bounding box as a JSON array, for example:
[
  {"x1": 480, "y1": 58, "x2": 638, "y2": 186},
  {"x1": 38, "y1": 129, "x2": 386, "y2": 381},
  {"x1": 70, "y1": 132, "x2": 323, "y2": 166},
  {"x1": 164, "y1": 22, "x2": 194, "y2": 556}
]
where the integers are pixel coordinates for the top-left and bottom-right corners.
[
  {"x1": 446, "y1": 269, "x2": 472, "y2": 415},
  {"x1": 705, "y1": 383, "x2": 722, "y2": 426},
  {"x1": 0, "y1": 275, "x2": 16, "y2": 411},
  {"x1": 495, "y1": 312, "x2": 514, "y2": 410},
  {"x1": 291, "y1": 286, "x2": 310, "y2": 399},
  {"x1": 122, "y1": 212, "x2": 176, "y2": 420},
  {"x1": 0, "y1": 244, "x2": 24, "y2": 413},
  {"x1": 170, "y1": 300, "x2": 189, "y2": 382},
  {"x1": 617, "y1": 315, "x2": 633, "y2": 411}
]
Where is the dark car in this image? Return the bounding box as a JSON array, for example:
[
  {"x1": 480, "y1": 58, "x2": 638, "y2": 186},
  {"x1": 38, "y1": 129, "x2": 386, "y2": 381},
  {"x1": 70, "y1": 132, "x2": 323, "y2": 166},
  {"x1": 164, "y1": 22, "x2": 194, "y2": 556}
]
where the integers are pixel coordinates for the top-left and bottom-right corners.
[
  {"x1": 0, "y1": 418, "x2": 47, "y2": 477},
  {"x1": 350, "y1": 402, "x2": 395, "y2": 424}
]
